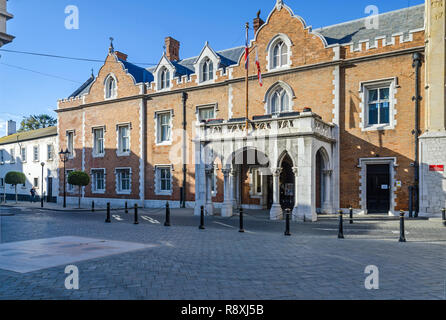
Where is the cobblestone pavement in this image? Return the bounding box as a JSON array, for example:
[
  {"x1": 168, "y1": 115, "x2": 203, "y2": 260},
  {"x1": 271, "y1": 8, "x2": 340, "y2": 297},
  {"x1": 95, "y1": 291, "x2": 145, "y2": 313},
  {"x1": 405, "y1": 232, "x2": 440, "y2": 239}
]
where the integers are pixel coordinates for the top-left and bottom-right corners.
[{"x1": 0, "y1": 206, "x2": 445, "y2": 300}]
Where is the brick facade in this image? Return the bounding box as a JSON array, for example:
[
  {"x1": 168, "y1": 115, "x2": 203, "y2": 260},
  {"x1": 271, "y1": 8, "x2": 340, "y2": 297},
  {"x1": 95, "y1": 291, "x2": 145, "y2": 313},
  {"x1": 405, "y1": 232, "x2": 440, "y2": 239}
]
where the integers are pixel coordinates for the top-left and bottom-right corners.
[{"x1": 57, "y1": 1, "x2": 427, "y2": 217}]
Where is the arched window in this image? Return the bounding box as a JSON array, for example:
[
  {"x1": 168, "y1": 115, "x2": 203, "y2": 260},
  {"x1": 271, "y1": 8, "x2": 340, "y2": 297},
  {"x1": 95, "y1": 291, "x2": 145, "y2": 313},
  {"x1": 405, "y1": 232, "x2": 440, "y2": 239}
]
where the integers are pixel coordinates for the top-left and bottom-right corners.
[
  {"x1": 269, "y1": 86, "x2": 290, "y2": 114},
  {"x1": 160, "y1": 67, "x2": 170, "y2": 89},
  {"x1": 272, "y1": 41, "x2": 288, "y2": 69},
  {"x1": 201, "y1": 58, "x2": 213, "y2": 82},
  {"x1": 105, "y1": 75, "x2": 117, "y2": 99}
]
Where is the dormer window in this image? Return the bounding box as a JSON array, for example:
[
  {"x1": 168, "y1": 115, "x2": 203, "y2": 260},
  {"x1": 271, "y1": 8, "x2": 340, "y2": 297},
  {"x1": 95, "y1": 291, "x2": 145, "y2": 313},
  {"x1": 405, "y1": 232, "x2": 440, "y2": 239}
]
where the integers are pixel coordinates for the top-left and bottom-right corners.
[
  {"x1": 201, "y1": 58, "x2": 213, "y2": 82},
  {"x1": 105, "y1": 75, "x2": 117, "y2": 99},
  {"x1": 160, "y1": 67, "x2": 170, "y2": 90}
]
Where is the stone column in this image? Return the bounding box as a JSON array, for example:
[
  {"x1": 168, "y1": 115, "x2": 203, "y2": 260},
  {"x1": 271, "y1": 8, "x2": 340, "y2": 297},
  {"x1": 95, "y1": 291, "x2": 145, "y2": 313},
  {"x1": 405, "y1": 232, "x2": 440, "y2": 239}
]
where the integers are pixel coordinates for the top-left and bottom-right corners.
[
  {"x1": 292, "y1": 167, "x2": 299, "y2": 220},
  {"x1": 205, "y1": 166, "x2": 214, "y2": 216},
  {"x1": 221, "y1": 169, "x2": 233, "y2": 217},
  {"x1": 296, "y1": 137, "x2": 317, "y2": 222},
  {"x1": 230, "y1": 168, "x2": 238, "y2": 209},
  {"x1": 322, "y1": 169, "x2": 333, "y2": 214},
  {"x1": 269, "y1": 168, "x2": 283, "y2": 220}
]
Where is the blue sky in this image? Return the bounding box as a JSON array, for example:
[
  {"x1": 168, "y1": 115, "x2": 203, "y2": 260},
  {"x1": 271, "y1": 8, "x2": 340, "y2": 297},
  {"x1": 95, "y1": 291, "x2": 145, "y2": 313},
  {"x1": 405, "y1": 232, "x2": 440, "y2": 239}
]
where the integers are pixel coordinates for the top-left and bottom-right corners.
[{"x1": 0, "y1": 0, "x2": 424, "y2": 135}]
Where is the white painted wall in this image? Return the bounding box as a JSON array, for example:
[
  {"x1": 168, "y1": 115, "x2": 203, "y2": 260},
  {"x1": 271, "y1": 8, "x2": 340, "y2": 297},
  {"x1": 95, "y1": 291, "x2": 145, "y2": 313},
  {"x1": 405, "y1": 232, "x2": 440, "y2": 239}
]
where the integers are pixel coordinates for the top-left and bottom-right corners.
[{"x1": 0, "y1": 135, "x2": 59, "y2": 201}]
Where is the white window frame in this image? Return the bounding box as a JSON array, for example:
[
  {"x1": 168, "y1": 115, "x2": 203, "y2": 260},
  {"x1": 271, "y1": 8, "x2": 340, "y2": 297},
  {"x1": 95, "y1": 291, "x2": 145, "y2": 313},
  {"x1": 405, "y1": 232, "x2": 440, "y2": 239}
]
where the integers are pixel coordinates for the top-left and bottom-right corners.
[
  {"x1": 196, "y1": 104, "x2": 218, "y2": 123},
  {"x1": 33, "y1": 146, "x2": 39, "y2": 162},
  {"x1": 66, "y1": 130, "x2": 75, "y2": 159},
  {"x1": 266, "y1": 34, "x2": 292, "y2": 72},
  {"x1": 91, "y1": 168, "x2": 106, "y2": 194},
  {"x1": 115, "y1": 167, "x2": 132, "y2": 194},
  {"x1": 360, "y1": 78, "x2": 397, "y2": 131},
  {"x1": 9, "y1": 148, "x2": 15, "y2": 163},
  {"x1": 92, "y1": 127, "x2": 105, "y2": 158},
  {"x1": 117, "y1": 123, "x2": 131, "y2": 156},
  {"x1": 21, "y1": 147, "x2": 27, "y2": 163},
  {"x1": 201, "y1": 58, "x2": 214, "y2": 83},
  {"x1": 104, "y1": 74, "x2": 117, "y2": 100},
  {"x1": 155, "y1": 165, "x2": 173, "y2": 196},
  {"x1": 0, "y1": 149, "x2": 4, "y2": 164},
  {"x1": 155, "y1": 111, "x2": 173, "y2": 145},
  {"x1": 159, "y1": 67, "x2": 171, "y2": 90},
  {"x1": 47, "y1": 144, "x2": 54, "y2": 161},
  {"x1": 33, "y1": 177, "x2": 39, "y2": 189},
  {"x1": 264, "y1": 82, "x2": 295, "y2": 115}
]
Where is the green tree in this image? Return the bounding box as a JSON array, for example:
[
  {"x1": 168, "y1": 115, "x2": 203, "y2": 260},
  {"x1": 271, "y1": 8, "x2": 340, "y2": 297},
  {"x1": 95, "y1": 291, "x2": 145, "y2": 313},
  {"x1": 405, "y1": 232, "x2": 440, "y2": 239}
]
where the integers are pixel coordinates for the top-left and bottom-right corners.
[
  {"x1": 18, "y1": 114, "x2": 57, "y2": 132},
  {"x1": 5, "y1": 171, "x2": 26, "y2": 203},
  {"x1": 67, "y1": 171, "x2": 90, "y2": 208}
]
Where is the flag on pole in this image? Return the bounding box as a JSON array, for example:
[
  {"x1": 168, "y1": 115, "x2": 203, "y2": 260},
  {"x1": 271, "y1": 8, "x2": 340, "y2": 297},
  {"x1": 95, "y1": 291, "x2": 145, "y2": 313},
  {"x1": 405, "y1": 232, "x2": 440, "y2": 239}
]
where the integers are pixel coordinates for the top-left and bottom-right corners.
[
  {"x1": 255, "y1": 47, "x2": 263, "y2": 87},
  {"x1": 245, "y1": 25, "x2": 249, "y2": 70}
]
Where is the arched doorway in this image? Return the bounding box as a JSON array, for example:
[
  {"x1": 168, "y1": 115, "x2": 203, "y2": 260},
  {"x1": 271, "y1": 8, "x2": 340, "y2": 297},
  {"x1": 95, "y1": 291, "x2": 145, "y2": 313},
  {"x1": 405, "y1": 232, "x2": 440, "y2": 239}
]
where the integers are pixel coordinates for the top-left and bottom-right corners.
[{"x1": 279, "y1": 154, "x2": 295, "y2": 210}]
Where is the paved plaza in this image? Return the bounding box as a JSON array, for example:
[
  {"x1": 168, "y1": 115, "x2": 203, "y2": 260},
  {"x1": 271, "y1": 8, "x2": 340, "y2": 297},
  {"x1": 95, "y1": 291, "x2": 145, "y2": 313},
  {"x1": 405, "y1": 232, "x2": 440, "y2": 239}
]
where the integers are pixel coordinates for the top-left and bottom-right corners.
[{"x1": 0, "y1": 205, "x2": 445, "y2": 300}]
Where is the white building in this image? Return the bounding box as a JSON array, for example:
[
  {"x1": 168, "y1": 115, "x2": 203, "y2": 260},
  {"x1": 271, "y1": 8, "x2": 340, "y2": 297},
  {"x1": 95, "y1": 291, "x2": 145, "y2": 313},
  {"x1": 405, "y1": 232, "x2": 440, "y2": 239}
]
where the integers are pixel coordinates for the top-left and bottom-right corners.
[
  {"x1": 0, "y1": 123, "x2": 58, "y2": 202},
  {"x1": 0, "y1": 0, "x2": 14, "y2": 47}
]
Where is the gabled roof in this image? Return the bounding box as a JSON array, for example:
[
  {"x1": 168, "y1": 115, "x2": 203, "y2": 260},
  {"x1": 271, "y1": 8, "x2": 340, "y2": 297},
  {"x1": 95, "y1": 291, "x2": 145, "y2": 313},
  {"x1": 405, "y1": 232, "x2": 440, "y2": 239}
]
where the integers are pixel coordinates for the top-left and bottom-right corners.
[
  {"x1": 0, "y1": 127, "x2": 57, "y2": 146},
  {"x1": 119, "y1": 58, "x2": 154, "y2": 84},
  {"x1": 314, "y1": 4, "x2": 424, "y2": 46},
  {"x1": 69, "y1": 75, "x2": 94, "y2": 99}
]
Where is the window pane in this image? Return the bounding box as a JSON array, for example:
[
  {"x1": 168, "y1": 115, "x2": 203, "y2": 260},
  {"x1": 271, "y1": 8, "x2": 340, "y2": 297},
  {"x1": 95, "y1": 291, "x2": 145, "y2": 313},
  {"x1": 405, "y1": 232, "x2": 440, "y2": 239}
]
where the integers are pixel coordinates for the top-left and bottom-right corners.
[
  {"x1": 273, "y1": 45, "x2": 280, "y2": 68},
  {"x1": 281, "y1": 92, "x2": 289, "y2": 112},
  {"x1": 380, "y1": 102, "x2": 390, "y2": 124},
  {"x1": 209, "y1": 62, "x2": 213, "y2": 80},
  {"x1": 368, "y1": 89, "x2": 378, "y2": 102},
  {"x1": 281, "y1": 44, "x2": 288, "y2": 66},
  {"x1": 271, "y1": 94, "x2": 278, "y2": 114},
  {"x1": 380, "y1": 88, "x2": 390, "y2": 100},
  {"x1": 368, "y1": 103, "x2": 378, "y2": 125}
]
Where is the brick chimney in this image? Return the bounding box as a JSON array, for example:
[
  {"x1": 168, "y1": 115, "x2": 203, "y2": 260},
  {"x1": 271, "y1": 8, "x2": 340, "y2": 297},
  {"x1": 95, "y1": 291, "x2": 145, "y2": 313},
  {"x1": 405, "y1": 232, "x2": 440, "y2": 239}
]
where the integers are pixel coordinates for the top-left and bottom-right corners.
[
  {"x1": 253, "y1": 10, "x2": 265, "y2": 35},
  {"x1": 115, "y1": 51, "x2": 128, "y2": 61},
  {"x1": 165, "y1": 37, "x2": 180, "y2": 61}
]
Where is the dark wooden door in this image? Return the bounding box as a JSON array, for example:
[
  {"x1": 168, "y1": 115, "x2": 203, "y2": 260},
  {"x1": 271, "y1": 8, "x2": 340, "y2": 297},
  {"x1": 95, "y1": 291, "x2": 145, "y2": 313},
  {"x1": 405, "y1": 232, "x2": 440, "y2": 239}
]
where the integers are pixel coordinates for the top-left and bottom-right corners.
[
  {"x1": 366, "y1": 164, "x2": 390, "y2": 214},
  {"x1": 47, "y1": 177, "x2": 53, "y2": 202}
]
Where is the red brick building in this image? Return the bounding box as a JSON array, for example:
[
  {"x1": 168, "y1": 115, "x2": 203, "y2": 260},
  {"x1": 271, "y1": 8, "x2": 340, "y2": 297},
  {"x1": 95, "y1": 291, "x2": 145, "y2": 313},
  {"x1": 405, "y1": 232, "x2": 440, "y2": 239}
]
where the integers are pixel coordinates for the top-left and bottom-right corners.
[{"x1": 57, "y1": 0, "x2": 427, "y2": 221}]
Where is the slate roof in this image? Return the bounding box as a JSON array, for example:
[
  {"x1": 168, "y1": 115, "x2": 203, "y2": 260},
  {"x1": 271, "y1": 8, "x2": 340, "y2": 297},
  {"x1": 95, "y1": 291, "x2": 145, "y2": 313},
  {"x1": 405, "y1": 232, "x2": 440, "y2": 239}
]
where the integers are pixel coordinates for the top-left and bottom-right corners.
[
  {"x1": 68, "y1": 4, "x2": 424, "y2": 99},
  {"x1": 0, "y1": 126, "x2": 57, "y2": 146},
  {"x1": 314, "y1": 4, "x2": 425, "y2": 46},
  {"x1": 69, "y1": 75, "x2": 94, "y2": 99}
]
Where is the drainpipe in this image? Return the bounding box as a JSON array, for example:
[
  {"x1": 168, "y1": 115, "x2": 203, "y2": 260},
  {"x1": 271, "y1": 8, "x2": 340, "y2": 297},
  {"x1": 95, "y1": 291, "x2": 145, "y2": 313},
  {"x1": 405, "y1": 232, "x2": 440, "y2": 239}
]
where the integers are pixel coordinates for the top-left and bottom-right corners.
[
  {"x1": 412, "y1": 52, "x2": 422, "y2": 218},
  {"x1": 181, "y1": 91, "x2": 188, "y2": 208}
]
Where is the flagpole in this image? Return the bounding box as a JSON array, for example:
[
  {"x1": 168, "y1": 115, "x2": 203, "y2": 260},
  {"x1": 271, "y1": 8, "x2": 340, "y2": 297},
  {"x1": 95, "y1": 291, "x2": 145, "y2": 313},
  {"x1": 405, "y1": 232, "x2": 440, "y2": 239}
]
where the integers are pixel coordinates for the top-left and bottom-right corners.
[{"x1": 245, "y1": 22, "x2": 249, "y2": 134}]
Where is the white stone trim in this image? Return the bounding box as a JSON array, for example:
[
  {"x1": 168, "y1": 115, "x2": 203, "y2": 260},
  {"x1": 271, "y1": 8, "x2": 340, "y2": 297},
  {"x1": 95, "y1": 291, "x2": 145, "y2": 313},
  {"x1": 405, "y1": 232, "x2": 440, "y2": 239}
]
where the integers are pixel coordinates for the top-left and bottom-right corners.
[
  {"x1": 359, "y1": 77, "x2": 398, "y2": 131},
  {"x1": 263, "y1": 81, "x2": 295, "y2": 114},
  {"x1": 194, "y1": 42, "x2": 220, "y2": 85},
  {"x1": 195, "y1": 103, "x2": 219, "y2": 123},
  {"x1": 103, "y1": 73, "x2": 118, "y2": 100},
  {"x1": 228, "y1": 84, "x2": 234, "y2": 119},
  {"x1": 154, "y1": 165, "x2": 173, "y2": 196},
  {"x1": 357, "y1": 157, "x2": 398, "y2": 216},
  {"x1": 116, "y1": 122, "x2": 132, "y2": 157},
  {"x1": 91, "y1": 125, "x2": 106, "y2": 158},
  {"x1": 114, "y1": 167, "x2": 132, "y2": 195},
  {"x1": 266, "y1": 33, "x2": 293, "y2": 72},
  {"x1": 90, "y1": 168, "x2": 106, "y2": 194},
  {"x1": 154, "y1": 110, "x2": 173, "y2": 146},
  {"x1": 154, "y1": 55, "x2": 175, "y2": 92},
  {"x1": 139, "y1": 98, "x2": 145, "y2": 205}
]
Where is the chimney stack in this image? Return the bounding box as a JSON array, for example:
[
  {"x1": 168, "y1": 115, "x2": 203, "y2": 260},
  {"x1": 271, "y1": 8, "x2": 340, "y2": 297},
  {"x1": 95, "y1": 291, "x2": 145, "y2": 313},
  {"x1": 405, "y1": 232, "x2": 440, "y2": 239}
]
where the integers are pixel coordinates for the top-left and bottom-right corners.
[
  {"x1": 253, "y1": 10, "x2": 265, "y2": 35},
  {"x1": 165, "y1": 37, "x2": 180, "y2": 61},
  {"x1": 115, "y1": 51, "x2": 128, "y2": 61},
  {"x1": 6, "y1": 120, "x2": 16, "y2": 136}
]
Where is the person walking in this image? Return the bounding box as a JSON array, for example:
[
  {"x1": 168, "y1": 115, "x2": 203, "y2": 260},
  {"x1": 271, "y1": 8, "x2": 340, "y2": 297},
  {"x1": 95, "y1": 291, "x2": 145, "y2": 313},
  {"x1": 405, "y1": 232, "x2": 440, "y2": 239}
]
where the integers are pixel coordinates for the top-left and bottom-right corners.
[{"x1": 30, "y1": 187, "x2": 36, "y2": 203}]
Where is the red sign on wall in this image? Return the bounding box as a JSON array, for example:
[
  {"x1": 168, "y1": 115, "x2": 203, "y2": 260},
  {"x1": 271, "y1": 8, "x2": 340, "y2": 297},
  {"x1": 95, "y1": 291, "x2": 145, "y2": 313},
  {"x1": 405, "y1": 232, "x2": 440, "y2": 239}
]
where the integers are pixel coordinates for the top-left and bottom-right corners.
[{"x1": 429, "y1": 165, "x2": 444, "y2": 172}]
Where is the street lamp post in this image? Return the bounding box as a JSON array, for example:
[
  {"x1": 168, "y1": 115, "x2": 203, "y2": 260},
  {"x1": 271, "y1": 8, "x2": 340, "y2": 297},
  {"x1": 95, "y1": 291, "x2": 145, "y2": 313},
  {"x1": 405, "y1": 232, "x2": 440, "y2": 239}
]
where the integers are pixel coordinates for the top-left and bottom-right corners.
[
  {"x1": 59, "y1": 149, "x2": 69, "y2": 208},
  {"x1": 40, "y1": 162, "x2": 45, "y2": 208}
]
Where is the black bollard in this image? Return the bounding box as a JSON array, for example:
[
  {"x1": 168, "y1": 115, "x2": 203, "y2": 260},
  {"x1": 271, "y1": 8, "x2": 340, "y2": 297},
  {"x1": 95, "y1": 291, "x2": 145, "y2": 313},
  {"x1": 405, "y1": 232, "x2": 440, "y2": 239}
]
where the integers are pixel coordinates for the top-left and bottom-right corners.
[
  {"x1": 92, "y1": 201, "x2": 95, "y2": 212},
  {"x1": 349, "y1": 207, "x2": 353, "y2": 224},
  {"x1": 284, "y1": 209, "x2": 291, "y2": 236},
  {"x1": 199, "y1": 206, "x2": 205, "y2": 230},
  {"x1": 239, "y1": 208, "x2": 245, "y2": 233},
  {"x1": 164, "y1": 202, "x2": 171, "y2": 227},
  {"x1": 41, "y1": 195, "x2": 44, "y2": 208},
  {"x1": 442, "y1": 208, "x2": 446, "y2": 227},
  {"x1": 105, "y1": 203, "x2": 111, "y2": 223},
  {"x1": 399, "y1": 210, "x2": 406, "y2": 242},
  {"x1": 338, "y1": 210, "x2": 344, "y2": 239},
  {"x1": 125, "y1": 201, "x2": 128, "y2": 214},
  {"x1": 134, "y1": 204, "x2": 139, "y2": 225}
]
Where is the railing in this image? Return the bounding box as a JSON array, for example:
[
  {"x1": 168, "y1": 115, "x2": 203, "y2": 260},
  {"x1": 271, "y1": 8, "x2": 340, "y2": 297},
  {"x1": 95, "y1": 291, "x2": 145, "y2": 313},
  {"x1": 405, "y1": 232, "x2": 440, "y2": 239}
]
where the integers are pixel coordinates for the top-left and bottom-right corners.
[{"x1": 197, "y1": 111, "x2": 335, "y2": 142}]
